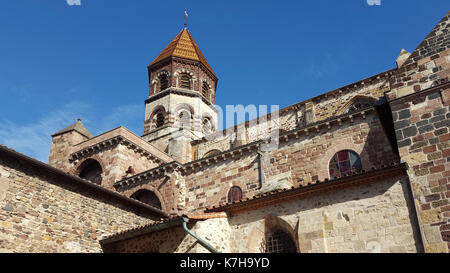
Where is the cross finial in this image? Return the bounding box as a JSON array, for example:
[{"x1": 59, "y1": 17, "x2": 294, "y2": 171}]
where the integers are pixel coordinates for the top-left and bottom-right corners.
[{"x1": 184, "y1": 10, "x2": 188, "y2": 29}]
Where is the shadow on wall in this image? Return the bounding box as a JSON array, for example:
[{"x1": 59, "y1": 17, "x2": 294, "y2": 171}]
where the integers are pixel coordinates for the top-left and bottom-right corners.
[
  {"x1": 101, "y1": 222, "x2": 198, "y2": 253},
  {"x1": 226, "y1": 176, "x2": 422, "y2": 253}
]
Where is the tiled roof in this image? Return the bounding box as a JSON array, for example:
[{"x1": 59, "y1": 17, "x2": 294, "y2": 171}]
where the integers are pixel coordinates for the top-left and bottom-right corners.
[
  {"x1": 149, "y1": 28, "x2": 216, "y2": 78},
  {"x1": 99, "y1": 212, "x2": 227, "y2": 244}
]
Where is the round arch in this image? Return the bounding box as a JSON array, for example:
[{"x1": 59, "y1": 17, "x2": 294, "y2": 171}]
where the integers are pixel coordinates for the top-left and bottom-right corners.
[
  {"x1": 130, "y1": 189, "x2": 162, "y2": 210},
  {"x1": 75, "y1": 158, "x2": 104, "y2": 185}
]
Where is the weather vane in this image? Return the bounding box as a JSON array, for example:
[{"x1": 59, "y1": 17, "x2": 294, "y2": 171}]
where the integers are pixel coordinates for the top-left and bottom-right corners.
[{"x1": 184, "y1": 10, "x2": 188, "y2": 28}]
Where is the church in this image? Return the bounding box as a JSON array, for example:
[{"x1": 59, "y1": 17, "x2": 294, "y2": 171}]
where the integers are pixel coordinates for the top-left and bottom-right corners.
[{"x1": 0, "y1": 11, "x2": 449, "y2": 253}]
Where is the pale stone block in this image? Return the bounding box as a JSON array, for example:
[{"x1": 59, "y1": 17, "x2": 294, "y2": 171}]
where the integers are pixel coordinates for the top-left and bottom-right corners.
[{"x1": 423, "y1": 225, "x2": 443, "y2": 244}]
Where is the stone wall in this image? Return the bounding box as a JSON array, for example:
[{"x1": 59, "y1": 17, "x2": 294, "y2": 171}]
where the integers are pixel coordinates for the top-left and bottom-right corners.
[
  {"x1": 0, "y1": 150, "x2": 155, "y2": 253},
  {"x1": 228, "y1": 176, "x2": 420, "y2": 253},
  {"x1": 102, "y1": 224, "x2": 195, "y2": 253},
  {"x1": 386, "y1": 11, "x2": 450, "y2": 253},
  {"x1": 182, "y1": 110, "x2": 398, "y2": 212},
  {"x1": 66, "y1": 127, "x2": 171, "y2": 191},
  {"x1": 388, "y1": 11, "x2": 449, "y2": 99},
  {"x1": 390, "y1": 85, "x2": 450, "y2": 252},
  {"x1": 193, "y1": 71, "x2": 392, "y2": 160}
]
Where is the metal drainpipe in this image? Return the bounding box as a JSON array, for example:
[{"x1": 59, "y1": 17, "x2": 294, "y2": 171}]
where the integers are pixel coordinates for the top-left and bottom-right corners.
[
  {"x1": 257, "y1": 148, "x2": 265, "y2": 190},
  {"x1": 182, "y1": 217, "x2": 220, "y2": 253}
]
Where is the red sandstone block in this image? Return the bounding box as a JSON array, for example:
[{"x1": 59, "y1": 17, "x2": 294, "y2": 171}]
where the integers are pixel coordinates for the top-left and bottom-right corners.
[
  {"x1": 421, "y1": 203, "x2": 431, "y2": 210},
  {"x1": 424, "y1": 145, "x2": 437, "y2": 153},
  {"x1": 442, "y1": 205, "x2": 450, "y2": 212},
  {"x1": 430, "y1": 165, "x2": 445, "y2": 174},
  {"x1": 439, "y1": 133, "x2": 450, "y2": 142},
  {"x1": 413, "y1": 135, "x2": 425, "y2": 142},
  {"x1": 410, "y1": 116, "x2": 420, "y2": 124},
  {"x1": 443, "y1": 149, "x2": 450, "y2": 158},
  {"x1": 429, "y1": 179, "x2": 439, "y2": 188},
  {"x1": 424, "y1": 132, "x2": 434, "y2": 139},
  {"x1": 442, "y1": 88, "x2": 450, "y2": 106},
  {"x1": 446, "y1": 191, "x2": 450, "y2": 198}
]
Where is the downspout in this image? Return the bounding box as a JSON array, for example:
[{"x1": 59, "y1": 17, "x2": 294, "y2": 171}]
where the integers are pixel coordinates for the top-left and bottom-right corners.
[
  {"x1": 182, "y1": 217, "x2": 220, "y2": 253},
  {"x1": 257, "y1": 147, "x2": 265, "y2": 190},
  {"x1": 404, "y1": 174, "x2": 426, "y2": 253}
]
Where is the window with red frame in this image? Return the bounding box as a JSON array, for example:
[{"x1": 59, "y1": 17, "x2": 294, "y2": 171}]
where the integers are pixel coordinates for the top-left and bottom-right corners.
[
  {"x1": 227, "y1": 186, "x2": 242, "y2": 203},
  {"x1": 329, "y1": 150, "x2": 362, "y2": 179}
]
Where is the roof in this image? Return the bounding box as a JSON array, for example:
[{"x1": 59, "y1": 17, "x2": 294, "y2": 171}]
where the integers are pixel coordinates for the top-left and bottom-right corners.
[
  {"x1": 0, "y1": 144, "x2": 168, "y2": 218},
  {"x1": 51, "y1": 118, "x2": 93, "y2": 139},
  {"x1": 99, "y1": 211, "x2": 227, "y2": 245},
  {"x1": 149, "y1": 28, "x2": 216, "y2": 78}
]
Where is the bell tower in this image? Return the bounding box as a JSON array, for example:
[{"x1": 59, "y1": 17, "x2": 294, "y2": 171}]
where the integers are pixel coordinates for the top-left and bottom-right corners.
[{"x1": 142, "y1": 27, "x2": 218, "y2": 163}]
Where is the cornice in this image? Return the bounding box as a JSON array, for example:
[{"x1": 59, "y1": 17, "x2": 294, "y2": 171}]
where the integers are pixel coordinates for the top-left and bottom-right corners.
[{"x1": 70, "y1": 135, "x2": 166, "y2": 165}]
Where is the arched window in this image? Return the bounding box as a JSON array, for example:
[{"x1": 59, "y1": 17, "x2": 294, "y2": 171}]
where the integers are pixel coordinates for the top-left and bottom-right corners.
[
  {"x1": 329, "y1": 150, "x2": 362, "y2": 179},
  {"x1": 343, "y1": 98, "x2": 376, "y2": 114},
  {"x1": 159, "y1": 74, "x2": 168, "y2": 91},
  {"x1": 227, "y1": 186, "x2": 242, "y2": 203},
  {"x1": 201, "y1": 82, "x2": 210, "y2": 99},
  {"x1": 265, "y1": 229, "x2": 297, "y2": 253},
  {"x1": 202, "y1": 117, "x2": 213, "y2": 134},
  {"x1": 176, "y1": 109, "x2": 192, "y2": 128},
  {"x1": 131, "y1": 189, "x2": 162, "y2": 210},
  {"x1": 179, "y1": 73, "x2": 191, "y2": 89},
  {"x1": 203, "y1": 149, "x2": 221, "y2": 158},
  {"x1": 151, "y1": 110, "x2": 165, "y2": 128},
  {"x1": 78, "y1": 159, "x2": 102, "y2": 185}
]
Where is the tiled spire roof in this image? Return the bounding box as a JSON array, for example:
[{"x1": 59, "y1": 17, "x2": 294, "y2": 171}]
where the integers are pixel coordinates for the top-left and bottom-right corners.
[{"x1": 149, "y1": 28, "x2": 216, "y2": 78}]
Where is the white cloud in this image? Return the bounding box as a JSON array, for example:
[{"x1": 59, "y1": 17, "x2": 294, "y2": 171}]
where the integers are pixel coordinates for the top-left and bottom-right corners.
[
  {"x1": 0, "y1": 101, "x2": 144, "y2": 163},
  {"x1": 0, "y1": 101, "x2": 92, "y2": 162}
]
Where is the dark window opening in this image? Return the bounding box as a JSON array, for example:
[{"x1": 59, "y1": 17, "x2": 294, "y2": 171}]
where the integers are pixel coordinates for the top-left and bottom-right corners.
[
  {"x1": 160, "y1": 74, "x2": 168, "y2": 91},
  {"x1": 131, "y1": 190, "x2": 162, "y2": 210},
  {"x1": 78, "y1": 159, "x2": 102, "y2": 185},
  {"x1": 265, "y1": 229, "x2": 297, "y2": 253},
  {"x1": 227, "y1": 186, "x2": 242, "y2": 203}
]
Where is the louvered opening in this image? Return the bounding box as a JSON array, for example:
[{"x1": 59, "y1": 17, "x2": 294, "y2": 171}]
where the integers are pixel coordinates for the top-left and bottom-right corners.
[{"x1": 180, "y1": 74, "x2": 191, "y2": 89}]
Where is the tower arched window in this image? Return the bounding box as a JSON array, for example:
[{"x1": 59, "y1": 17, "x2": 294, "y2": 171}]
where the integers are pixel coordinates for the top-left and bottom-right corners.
[
  {"x1": 179, "y1": 73, "x2": 191, "y2": 89},
  {"x1": 131, "y1": 189, "x2": 162, "y2": 210},
  {"x1": 78, "y1": 159, "x2": 103, "y2": 185},
  {"x1": 227, "y1": 186, "x2": 242, "y2": 203},
  {"x1": 329, "y1": 150, "x2": 362, "y2": 179},
  {"x1": 159, "y1": 74, "x2": 168, "y2": 91},
  {"x1": 265, "y1": 229, "x2": 297, "y2": 253},
  {"x1": 151, "y1": 109, "x2": 165, "y2": 129},
  {"x1": 202, "y1": 117, "x2": 213, "y2": 134},
  {"x1": 202, "y1": 82, "x2": 210, "y2": 99},
  {"x1": 177, "y1": 110, "x2": 192, "y2": 128}
]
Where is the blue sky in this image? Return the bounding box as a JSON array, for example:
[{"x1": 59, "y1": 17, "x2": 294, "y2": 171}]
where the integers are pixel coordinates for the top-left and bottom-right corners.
[{"x1": 0, "y1": 0, "x2": 448, "y2": 161}]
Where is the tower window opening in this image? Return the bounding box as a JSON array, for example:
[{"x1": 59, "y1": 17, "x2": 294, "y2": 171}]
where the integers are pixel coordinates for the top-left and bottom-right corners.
[
  {"x1": 180, "y1": 74, "x2": 191, "y2": 89},
  {"x1": 202, "y1": 82, "x2": 210, "y2": 99},
  {"x1": 160, "y1": 74, "x2": 168, "y2": 91}
]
